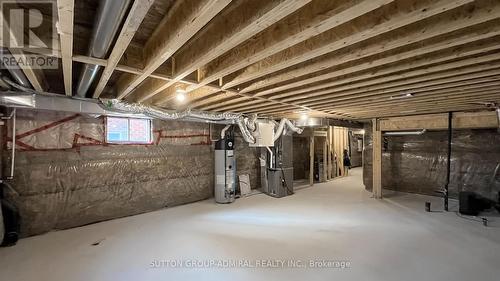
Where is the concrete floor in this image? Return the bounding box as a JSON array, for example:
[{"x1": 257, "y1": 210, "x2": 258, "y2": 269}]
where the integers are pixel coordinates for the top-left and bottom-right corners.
[{"x1": 1, "y1": 168, "x2": 500, "y2": 281}]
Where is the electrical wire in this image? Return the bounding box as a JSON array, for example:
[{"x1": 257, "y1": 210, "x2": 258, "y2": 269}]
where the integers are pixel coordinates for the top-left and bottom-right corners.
[{"x1": 280, "y1": 166, "x2": 294, "y2": 195}]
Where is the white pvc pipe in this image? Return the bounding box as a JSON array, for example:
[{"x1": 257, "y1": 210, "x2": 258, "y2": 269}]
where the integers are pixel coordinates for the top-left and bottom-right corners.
[
  {"x1": 10, "y1": 108, "x2": 16, "y2": 179},
  {"x1": 266, "y1": 146, "x2": 274, "y2": 169}
]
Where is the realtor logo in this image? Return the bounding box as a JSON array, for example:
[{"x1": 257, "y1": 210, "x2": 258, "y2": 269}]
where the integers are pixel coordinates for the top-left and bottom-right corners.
[{"x1": 0, "y1": 1, "x2": 58, "y2": 69}]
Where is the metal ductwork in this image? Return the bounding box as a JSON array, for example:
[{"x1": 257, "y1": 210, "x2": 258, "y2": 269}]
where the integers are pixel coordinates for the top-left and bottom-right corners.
[
  {"x1": 0, "y1": 48, "x2": 32, "y2": 88},
  {"x1": 75, "y1": 0, "x2": 132, "y2": 97},
  {"x1": 106, "y1": 99, "x2": 257, "y2": 143},
  {"x1": 0, "y1": 92, "x2": 149, "y2": 119},
  {"x1": 0, "y1": 90, "x2": 304, "y2": 145},
  {"x1": 0, "y1": 73, "x2": 304, "y2": 145}
]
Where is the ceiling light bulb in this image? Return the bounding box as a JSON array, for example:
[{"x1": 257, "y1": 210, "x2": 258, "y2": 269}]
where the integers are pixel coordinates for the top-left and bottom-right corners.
[
  {"x1": 300, "y1": 113, "x2": 309, "y2": 121},
  {"x1": 176, "y1": 91, "x2": 186, "y2": 102}
]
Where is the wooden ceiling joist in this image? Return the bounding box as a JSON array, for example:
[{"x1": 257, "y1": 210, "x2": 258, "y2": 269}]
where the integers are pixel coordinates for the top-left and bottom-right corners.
[
  {"x1": 115, "y1": 0, "x2": 233, "y2": 100},
  {"x1": 220, "y1": 51, "x2": 500, "y2": 113},
  {"x1": 92, "y1": 0, "x2": 154, "y2": 98},
  {"x1": 303, "y1": 73, "x2": 500, "y2": 108},
  {"x1": 220, "y1": 0, "x2": 475, "y2": 91},
  {"x1": 56, "y1": 0, "x2": 74, "y2": 96},
  {"x1": 245, "y1": 7, "x2": 500, "y2": 98},
  {"x1": 131, "y1": 0, "x2": 311, "y2": 103},
  {"x1": 323, "y1": 92, "x2": 500, "y2": 117},
  {"x1": 315, "y1": 82, "x2": 500, "y2": 111},
  {"x1": 211, "y1": 8, "x2": 500, "y2": 111},
  {"x1": 321, "y1": 92, "x2": 500, "y2": 115},
  {"x1": 347, "y1": 103, "x2": 500, "y2": 119},
  {"x1": 273, "y1": 37, "x2": 500, "y2": 102},
  {"x1": 7, "y1": 0, "x2": 500, "y2": 120},
  {"x1": 244, "y1": 71, "x2": 500, "y2": 115},
  {"x1": 184, "y1": 0, "x2": 393, "y2": 94},
  {"x1": 243, "y1": 78, "x2": 500, "y2": 114}
]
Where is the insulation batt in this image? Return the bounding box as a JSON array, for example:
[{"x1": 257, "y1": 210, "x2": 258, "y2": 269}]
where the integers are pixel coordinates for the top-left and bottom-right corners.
[
  {"x1": 364, "y1": 123, "x2": 500, "y2": 200},
  {"x1": 4, "y1": 110, "x2": 261, "y2": 236}
]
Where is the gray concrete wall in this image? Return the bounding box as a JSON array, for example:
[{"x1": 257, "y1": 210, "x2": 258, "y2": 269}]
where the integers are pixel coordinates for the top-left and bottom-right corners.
[
  {"x1": 364, "y1": 125, "x2": 500, "y2": 200},
  {"x1": 4, "y1": 110, "x2": 260, "y2": 237}
]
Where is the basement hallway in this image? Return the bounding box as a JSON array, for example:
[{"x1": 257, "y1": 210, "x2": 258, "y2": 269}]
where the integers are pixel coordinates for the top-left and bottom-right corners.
[{"x1": 1, "y1": 168, "x2": 499, "y2": 281}]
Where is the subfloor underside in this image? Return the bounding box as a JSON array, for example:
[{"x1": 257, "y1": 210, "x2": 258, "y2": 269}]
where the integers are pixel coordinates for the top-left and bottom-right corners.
[{"x1": 1, "y1": 168, "x2": 499, "y2": 281}]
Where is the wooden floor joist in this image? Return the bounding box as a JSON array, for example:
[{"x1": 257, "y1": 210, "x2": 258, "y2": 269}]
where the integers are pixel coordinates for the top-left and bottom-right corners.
[
  {"x1": 133, "y1": 0, "x2": 311, "y2": 104},
  {"x1": 56, "y1": 0, "x2": 74, "y2": 96},
  {"x1": 92, "y1": 0, "x2": 154, "y2": 98},
  {"x1": 115, "y1": 0, "x2": 232, "y2": 100},
  {"x1": 218, "y1": 53, "x2": 500, "y2": 113},
  {"x1": 220, "y1": 0, "x2": 475, "y2": 90},
  {"x1": 7, "y1": 0, "x2": 500, "y2": 120},
  {"x1": 205, "y1": 30, "x2": 500, "y2": 111},
  {"x1": 185, "y1": 0, "x2": 393, "y2": 93}
]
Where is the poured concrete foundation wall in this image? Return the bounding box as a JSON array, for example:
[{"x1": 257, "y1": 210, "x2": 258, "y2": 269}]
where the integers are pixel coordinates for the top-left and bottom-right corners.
[
  {"x1": 3, "y1": 110, "x2": 260, "y2": 237},
  {"x1": 364, "y1": 124, "x2": 500, "y2": 199}
]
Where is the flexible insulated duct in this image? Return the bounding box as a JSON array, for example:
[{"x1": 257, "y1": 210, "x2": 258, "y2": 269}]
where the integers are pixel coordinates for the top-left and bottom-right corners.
[
  {"x1": 273, "y1": 118, "x2": 304, "y2": 142},
  {"x1": 105, "y1": 99, "x2": 257, "y2": 143},
  {"x1": 0, "y1": 75, "x2": 301, "y2": 145},
  {"x1": 76, "y1": 0, "x2": 132, "y2": 97},
  {"x1": 104, "y1": 99, "x2": 242, "y2": 122}
]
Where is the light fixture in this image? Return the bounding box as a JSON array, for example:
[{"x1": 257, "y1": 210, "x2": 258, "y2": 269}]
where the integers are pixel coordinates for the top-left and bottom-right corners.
[
  {"x1": 390, "y1": 92, "x2": 414, "y2": 100},
  {"x1": 175, "y1": 89, "x2": 186, "y2": 102},
  {"x1": 384, "y1": 129, "x2": 426, "y2": 136}
]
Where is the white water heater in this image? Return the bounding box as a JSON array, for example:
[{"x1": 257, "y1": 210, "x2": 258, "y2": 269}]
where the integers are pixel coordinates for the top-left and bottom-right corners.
[{"x1": 214, "y1": 133, "x2": 236, "y2": 204}]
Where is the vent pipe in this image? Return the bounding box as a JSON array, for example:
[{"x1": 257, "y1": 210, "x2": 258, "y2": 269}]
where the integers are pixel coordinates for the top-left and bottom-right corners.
[
  {"x1": 0, "y1": 48, "x2": 32, "y2": 88},
  {"x1": 75, "y1": 0, "x2": 132, "y2": 97}
]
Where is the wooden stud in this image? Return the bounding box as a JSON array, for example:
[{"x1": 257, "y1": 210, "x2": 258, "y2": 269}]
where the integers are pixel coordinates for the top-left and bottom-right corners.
[
  {"x1": 326, "y1": 126, "x2": 332, "y2": 181},
  {"x1": 56, "y1": 0, "x2": 74, "y2": 96},
  {"x1": 372, "y1": 119, "x2": 382, "y2": 199},
  {"x1": 323, "y1": 136, "x2": 327, "y2": 182}
]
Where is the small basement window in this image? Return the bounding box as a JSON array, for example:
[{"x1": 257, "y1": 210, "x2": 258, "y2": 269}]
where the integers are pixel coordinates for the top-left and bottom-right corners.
[{"x1": 106, "y1": 117, "x2": 152, "y2": 144}]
